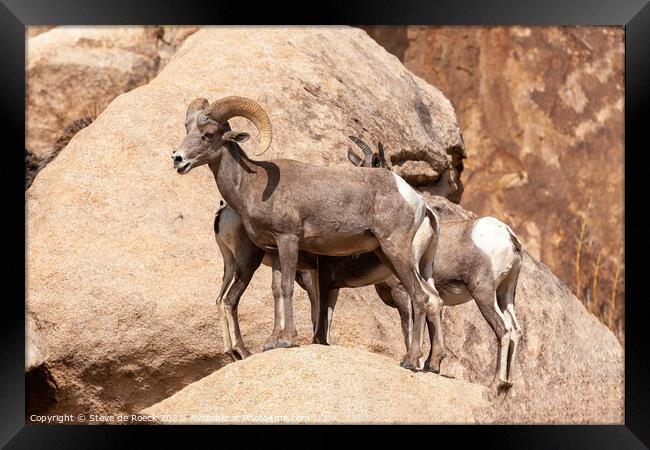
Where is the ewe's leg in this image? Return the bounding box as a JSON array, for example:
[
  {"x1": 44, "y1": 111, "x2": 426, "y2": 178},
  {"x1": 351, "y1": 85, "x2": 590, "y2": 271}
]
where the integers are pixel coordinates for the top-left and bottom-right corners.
[
  {"x1": 472, "y1": 285, "x2": 512, "y2": 390},
  {"x1": 222, "y1": 263, "x2": 262, "y2": 360},
  {"x1": 500, "y1": 282, "x2": 521, "y2": 384},
  {"x1": 505, "y1": 307, "x2": 520, "y2": 384},
  {"x1": 312, "y1": 260, "x2": 336, "y2": 345},
  {"x1": 313, "y1": 286, "x2": 339, "y2": 345},
  {"x1": 296, "y1": 269, "x2": 319, "y2": 334},
  {"x1": 375, "y1": 280, "x2": 413, "y2": 352},
  {"x1": 215, "y1": 239, "x2": 236, "y2": 355},
  {"x1": 215, "y1": 239, "x2": 236, "y2": 306},
  {"x1": 502, "y1": 306, "x2": 519, "y2": 386},
  {"x1": 497, "y1": 268, "x2": 522, "y2": 385},
  {"x1": 424, "y1": 293, "x2": 446, "y2": 373},
  {"x1": 375, "y1": 244, "x2": 427, "y2": 371}
]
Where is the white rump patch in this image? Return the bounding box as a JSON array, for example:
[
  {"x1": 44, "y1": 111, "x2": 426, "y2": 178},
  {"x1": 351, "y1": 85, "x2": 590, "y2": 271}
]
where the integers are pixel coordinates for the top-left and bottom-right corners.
[{"x1": 471, "y1": 217, "x2": 517, "y2": 282}]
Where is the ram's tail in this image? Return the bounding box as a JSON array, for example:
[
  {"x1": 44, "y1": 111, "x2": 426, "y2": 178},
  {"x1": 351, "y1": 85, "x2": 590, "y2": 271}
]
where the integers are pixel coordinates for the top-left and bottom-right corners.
[{"x1": 417, "y1": 206, "x2": 440, "y2": 295}]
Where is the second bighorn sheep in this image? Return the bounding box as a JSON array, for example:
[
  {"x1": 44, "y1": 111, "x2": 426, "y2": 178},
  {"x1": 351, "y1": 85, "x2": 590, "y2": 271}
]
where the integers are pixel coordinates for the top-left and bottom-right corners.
[
  {"x1": 171, "y1": 96, "x2": 442, "y2": 369},
  {"x1": 214, "y1": 137, "x2": 523, "y2": 389}
]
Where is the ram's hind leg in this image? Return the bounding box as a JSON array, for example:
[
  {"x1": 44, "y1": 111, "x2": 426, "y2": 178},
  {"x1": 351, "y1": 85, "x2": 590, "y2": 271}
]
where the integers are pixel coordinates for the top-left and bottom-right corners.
[{"x1": 375, "y1": 243, "x2": 428, "y2": 371}]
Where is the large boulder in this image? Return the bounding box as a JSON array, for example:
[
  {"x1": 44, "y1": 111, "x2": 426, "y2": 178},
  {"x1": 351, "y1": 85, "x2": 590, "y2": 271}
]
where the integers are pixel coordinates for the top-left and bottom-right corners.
[
  {"x1": 26, "y1": 26, "x2": 198, "y2": 159},
  {"x1": 140, "y1": 345, "x2": 488, "y2": 424},
  {"x1": 26, "y1": 26, "x2": 463, "y2": 418},
  {"x1": 365, "y1": 26, "x2": 625, "y2": 339},
  {"x1": 146, "y1": 195, "x2": 623, "y2": 424}
]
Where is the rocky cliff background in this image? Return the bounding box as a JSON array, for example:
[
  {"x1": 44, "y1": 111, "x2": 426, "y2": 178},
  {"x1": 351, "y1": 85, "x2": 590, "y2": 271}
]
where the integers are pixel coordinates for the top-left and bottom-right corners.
[{"x1": 363, "y1": 26, "x2": 625, "y2": 342}]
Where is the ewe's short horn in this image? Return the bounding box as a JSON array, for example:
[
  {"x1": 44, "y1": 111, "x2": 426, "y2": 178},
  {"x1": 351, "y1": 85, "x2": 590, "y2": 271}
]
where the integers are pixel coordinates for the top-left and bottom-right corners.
[
  {"x1": 348, "y1": 136, "x2": 373, "y2": 159},
  {"x1": 377, "y1": 141, "x2": 385, "y2": 162},
  {"x1": 207, "y1": 96, "x2": 273, "y2": 156}
]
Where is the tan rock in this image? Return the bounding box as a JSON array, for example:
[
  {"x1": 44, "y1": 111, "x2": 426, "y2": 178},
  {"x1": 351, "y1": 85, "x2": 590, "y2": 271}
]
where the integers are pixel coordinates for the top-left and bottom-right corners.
[
  {"x1": 26, "y1": 26, "x2": 199, "y2": 158},
  {"x1": 140, "y1": 345, "x2": 488, "y2": 424},
  {"x1": 26, "y1": 26, "x2": 55, "y2": 38},
  {"x1": 365, "y1": 26, "x2": 625, "y2": 340},
  {"x1": 26, "y1": 26, "x2": 462, "y2": 418}
]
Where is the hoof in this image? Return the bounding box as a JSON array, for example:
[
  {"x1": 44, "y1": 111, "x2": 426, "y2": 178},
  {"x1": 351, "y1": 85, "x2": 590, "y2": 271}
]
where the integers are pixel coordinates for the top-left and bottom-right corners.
[
  {"x1": 312, "y1": 336, "x2": 329, "y2": 345},
  {"x1": 276, "y1": 338, "x2": 299, "y2": 349},
  {"x1": 226, "y1": 349, "x2": 240, "y2": 362},
  {"x1": 263, "y1": 341, "x2": 278, "y2": 352},
  {"x1": 263, "y1": 339, "x2": 298, "y2": 351},
  {"x1": 232, "y1": 346, "x2": 252, "y2": 359},
  {"x1": 423, "y1": 361, "x2": 440, "y2": 374},
  {"x1": 400, "y1": 358, "x2": 419, "y2": 371},
  {"x1": 493, "y1": 378, "x2": 513, "y2": 392}
]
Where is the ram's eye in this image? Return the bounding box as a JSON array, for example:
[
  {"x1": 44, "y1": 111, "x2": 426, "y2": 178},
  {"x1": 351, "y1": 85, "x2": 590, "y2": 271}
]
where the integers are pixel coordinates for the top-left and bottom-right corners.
[{"x1": 202, "y1": 133, "x2": 213, "y2": 141}]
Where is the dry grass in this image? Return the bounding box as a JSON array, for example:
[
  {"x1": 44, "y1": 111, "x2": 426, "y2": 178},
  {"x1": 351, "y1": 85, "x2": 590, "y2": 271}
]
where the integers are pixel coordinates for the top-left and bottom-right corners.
[
  {"x1": 575, "y1": 218, "x2": 586, "y2": 304},
  {"x1": 573, "y1": 217, "x2": 624, "y2": 343}
]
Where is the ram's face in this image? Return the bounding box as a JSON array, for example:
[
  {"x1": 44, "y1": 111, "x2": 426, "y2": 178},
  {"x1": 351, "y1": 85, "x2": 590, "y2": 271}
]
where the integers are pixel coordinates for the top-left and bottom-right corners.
[
  {"x1": 171, "y1": 98, "x2": 249, "y2": 174},
  {"x1": 171, "y1": 99, "x2": 221, "y2": 174}
]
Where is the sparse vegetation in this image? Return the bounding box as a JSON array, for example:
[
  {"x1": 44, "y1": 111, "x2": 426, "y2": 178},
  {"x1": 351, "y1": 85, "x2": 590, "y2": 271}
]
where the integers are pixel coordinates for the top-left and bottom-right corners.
[{"x1": 574, "y1": 217, "x2": 624, "y2": 343}]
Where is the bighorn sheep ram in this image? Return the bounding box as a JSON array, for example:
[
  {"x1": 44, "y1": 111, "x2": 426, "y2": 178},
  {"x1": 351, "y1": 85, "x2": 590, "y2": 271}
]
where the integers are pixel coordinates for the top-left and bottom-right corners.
[
  {"x1": 213, "y1": 136, "x2": 523, "y2": 389},
  {"x1": 171, "y1": 96, "x2": 442, "y2": 370}
]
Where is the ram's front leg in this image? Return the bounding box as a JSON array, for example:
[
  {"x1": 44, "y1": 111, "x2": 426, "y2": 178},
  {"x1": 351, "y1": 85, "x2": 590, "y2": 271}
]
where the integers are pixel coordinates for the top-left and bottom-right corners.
[
  {"x1": 263, "y1": 254, "x2": 285, "y2": 351},
  {"x1": 264, "y1": 235, "x2": 300, "y2": 350}
]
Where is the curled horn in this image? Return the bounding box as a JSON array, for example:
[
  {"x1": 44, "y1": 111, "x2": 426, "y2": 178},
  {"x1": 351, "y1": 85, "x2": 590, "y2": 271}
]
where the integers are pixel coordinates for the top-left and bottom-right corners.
[
  {"x1": 348, "y1": 136, "x2": 373, "y2": 159},
  {"x1": 377, "y1": 141, "x2": 386, "y2": 163},
  {"x1": 206, "y1": 96, "x2": 273, "y2": 156}
]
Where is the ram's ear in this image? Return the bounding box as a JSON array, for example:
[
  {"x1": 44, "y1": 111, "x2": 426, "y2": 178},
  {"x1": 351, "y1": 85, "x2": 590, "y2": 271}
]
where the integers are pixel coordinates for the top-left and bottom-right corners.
[
  {"x1": 223, "y1": 131, "x2": 250, "y2": 143},
  {"x1": 347, "y1": 148, "x2": 362, "y2": 166}
]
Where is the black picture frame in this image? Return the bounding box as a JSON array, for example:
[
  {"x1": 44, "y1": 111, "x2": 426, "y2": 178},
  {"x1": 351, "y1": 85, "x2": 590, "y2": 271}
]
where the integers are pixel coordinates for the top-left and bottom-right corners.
[{"x1": 3, "y1": 0, "x2": 649, "y2": 447}]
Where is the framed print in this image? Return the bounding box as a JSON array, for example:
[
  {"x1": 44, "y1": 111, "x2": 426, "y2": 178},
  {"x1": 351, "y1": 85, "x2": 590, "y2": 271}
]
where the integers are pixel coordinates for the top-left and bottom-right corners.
[{"x1": 3, "y1": 0, "x2": 649, "y2": 447}]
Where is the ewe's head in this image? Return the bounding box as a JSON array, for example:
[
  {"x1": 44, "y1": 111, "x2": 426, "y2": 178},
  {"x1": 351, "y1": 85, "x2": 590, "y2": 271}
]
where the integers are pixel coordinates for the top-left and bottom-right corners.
[
  {"x1": 347, "y1": 136, "x2": 387, "y2": 169},
  {"x1": 172, "y1": 96, "x2": 273, "y2": 174}
]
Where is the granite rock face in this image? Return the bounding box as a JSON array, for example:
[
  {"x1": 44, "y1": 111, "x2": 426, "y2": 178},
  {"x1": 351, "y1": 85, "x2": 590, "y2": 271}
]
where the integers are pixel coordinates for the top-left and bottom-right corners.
[{"x1": 26, "y1": 26, "x2": 199, "y2": 159}]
